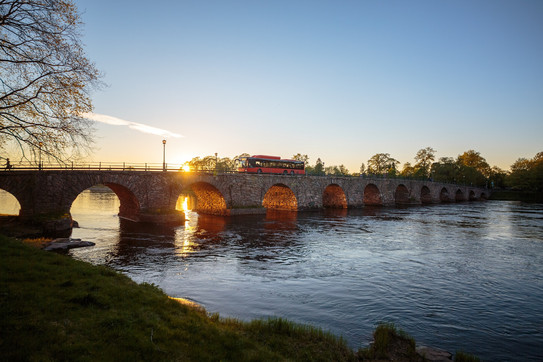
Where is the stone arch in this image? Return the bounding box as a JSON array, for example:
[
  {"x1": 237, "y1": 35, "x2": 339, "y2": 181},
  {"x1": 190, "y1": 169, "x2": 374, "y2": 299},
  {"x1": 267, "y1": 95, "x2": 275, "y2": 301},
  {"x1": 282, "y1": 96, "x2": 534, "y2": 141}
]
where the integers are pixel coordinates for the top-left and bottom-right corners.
[
  {"x1": 455, "y1": 189, "x2": 465, "y2": 202},
  {"x1": 323, "y1": 184, "x2": 347, "y2": 209},
  {"x1": 364, "y1": 184, "x2": 382, "y2": 206},
  {"x1": 421, "y1": 186, "x2": 432, "y2": 204},
  {"x1": 187, "y1": 182, "x2": 228, "y2": 216},
  {"x1": 469, "y1": 190, "x2": 476, "y2": 201},
  {"x1": 440, "y1": 188, "x2": 450, "y2": 202},
  {"x1": 480, "y1": 192, "x2": 487, "y2": 200},
  {"x1": 394, "y1": 184, "x2": 410, "y2": 205},
  {"x1": 262, "y1": 184, "x2": 298, "y2": 211},
  {"x1": 70, "y1": 183, "x2": 141, "y2": 222},
  {"x1": 0, "y1": 188, "x2": 21, "y2": 215}
]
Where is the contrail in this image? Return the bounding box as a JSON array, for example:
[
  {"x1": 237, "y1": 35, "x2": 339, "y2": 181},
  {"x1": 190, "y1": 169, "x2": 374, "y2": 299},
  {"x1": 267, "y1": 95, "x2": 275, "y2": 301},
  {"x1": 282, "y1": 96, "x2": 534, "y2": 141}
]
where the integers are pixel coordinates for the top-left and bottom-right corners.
[{"x1": 83, "y1": 112, "x2": 183, "y2": 138}]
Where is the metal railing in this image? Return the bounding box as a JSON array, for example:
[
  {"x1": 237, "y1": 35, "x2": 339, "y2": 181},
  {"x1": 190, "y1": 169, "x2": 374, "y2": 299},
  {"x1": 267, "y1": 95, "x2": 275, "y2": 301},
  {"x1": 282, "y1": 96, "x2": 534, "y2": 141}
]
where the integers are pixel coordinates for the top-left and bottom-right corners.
[{"x1": 1, "y1": 161, "x2": 187, "y2": 172}]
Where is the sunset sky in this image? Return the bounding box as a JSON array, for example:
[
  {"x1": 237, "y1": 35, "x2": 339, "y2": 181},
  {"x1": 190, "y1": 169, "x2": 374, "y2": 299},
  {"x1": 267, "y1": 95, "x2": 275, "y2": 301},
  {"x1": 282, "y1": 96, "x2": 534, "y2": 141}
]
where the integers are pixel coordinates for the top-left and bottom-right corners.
[{"x1": 75, "y1": 0, "x2": 542, "y2": 171}]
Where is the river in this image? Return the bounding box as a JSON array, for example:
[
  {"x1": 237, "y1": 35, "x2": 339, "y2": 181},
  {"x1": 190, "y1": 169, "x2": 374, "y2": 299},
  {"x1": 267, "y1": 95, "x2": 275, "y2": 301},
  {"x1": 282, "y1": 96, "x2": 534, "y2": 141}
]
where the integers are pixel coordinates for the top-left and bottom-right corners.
[{"x1": 1, "y1": 188, "x2": 542, "y2": 360}]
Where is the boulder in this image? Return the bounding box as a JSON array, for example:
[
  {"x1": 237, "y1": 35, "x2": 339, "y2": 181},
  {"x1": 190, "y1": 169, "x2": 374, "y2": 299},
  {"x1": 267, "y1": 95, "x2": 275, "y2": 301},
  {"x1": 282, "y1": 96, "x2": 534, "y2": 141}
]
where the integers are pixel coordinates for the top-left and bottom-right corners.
[
  {"x1": 416, "y1": 346, "x2": 453, "y2": 361},
  {"x1": 43, "y1": 238, "x2": 95, "y2": 251}
]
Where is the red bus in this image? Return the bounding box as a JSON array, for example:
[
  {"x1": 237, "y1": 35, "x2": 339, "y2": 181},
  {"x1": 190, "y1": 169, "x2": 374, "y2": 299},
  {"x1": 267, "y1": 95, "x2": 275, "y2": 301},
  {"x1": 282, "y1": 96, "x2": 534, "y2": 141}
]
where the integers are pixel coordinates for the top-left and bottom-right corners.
[{"x1": 235, "y1": 155, "x2": 305, "y2": 175}]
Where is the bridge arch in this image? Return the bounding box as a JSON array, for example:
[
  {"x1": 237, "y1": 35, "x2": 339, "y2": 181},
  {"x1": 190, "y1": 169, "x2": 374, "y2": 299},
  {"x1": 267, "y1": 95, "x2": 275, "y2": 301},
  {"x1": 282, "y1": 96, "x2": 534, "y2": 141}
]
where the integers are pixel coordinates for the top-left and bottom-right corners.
[
  {"x1": 455, "y1": 189, "x2": 465, "y2": 202},
  {"x1": 480, "y1": 192, "x2": 488, "y2": 200},
  {"x1": 70, "y1": 183, "x2": 141, "y2": 222},
  {"x1": 421, "y1": 186, "x2": 432, "y2": 204},
  {"x1": 395, "y1": 184, "x2": 410, "y2": 205},
  {"x1": 263, "y1": 183, "x2": 298, "y2": 211},
  {"x1": 323, "y1": 184, "x2": 347, "y2": 209},
  {"x1": 0, "y1": 188, "x2": 21, "y2": 215},
  {"x1": 364, "y1": 184, "x2": 382, "y2": 206},
  {"x1": 440, "y1": 187, "x2": 450, "y2": 202},
  {"x1": 185, "y1": 182, "x2": 228, "y2": 216},
  {"x1": 469, "y1": 190, "x2": 476, "y2": 201}
]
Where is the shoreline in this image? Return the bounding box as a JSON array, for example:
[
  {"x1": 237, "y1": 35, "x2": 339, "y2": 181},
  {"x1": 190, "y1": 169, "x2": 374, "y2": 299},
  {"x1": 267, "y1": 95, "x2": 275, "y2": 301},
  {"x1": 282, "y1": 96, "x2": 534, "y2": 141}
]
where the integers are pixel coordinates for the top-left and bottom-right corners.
[{"x1": 0, "y1": 233, "x2": 481, "y2": 361}]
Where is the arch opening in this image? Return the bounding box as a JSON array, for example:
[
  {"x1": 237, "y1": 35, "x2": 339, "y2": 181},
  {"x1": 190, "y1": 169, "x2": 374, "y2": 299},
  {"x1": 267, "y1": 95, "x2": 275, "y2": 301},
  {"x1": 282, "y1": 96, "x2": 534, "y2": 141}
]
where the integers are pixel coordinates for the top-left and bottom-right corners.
[
  {"x1": 364, "y1": 184, "x2": 382, "y2": 206},
  {"x1": 395, "y1": 184, "x2": 410, "y2": 205},
  {"x1": 469, "y1": 190, "x2": 476, "y2": 201},
  {"x1": 186, "y1": 182, "x2": 228, "y2": 216},
  {"x1": 440, "y1": 188, "x2": 450, "y2": 203},
  {"x1": 70, "y1": 184, "x2": 137, "y2": 221},
  {"x1": 323, "y1": 184, "x2": 347, "y2": 209},
  {"x1": 421, "y1": 186, "x2": 432, "y2": 204},
  {"x1": 480, "y1": 193, "x2": 487, "y2": 200},
  {"x1": 0, "y1": 188, "x2": 21, "y2": 216},
  {"x1": 263, "y1": 184, "x2": 298, "y2": 211},
  {"x1": 455, "y1": 189, "x2": 465, "y2": 202}
]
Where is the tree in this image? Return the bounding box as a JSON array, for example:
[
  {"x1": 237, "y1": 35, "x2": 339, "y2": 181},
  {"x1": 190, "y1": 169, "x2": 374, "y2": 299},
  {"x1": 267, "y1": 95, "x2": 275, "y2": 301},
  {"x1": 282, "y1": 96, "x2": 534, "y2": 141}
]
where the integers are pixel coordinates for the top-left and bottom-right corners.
[
  {"x1": 457, "y1": 150, "x2": 490, "y2": 177},
  {"x1": 292, "y1": 153, "x2": 309, "y2": 164},
  {"x1": 506, "y1": 152, "x2": 543, "y2": 191},
  {"x1": 456, "y1": 150, "x2": 490, "y2": 186},
  {"x1": 0, "y1": 0, "x2": 102, "y2": 162},
  {"x1": 414, "y1": 147, "x2": 436, "y2": 178},
  {"x1": 359, "y1": 162, "x2": 365, "y2": 175},
  {"x1": 312, "y1": 157, "x2": 324, "y2": 175},
  {"x1": 401, "y1": 162, "x2": 414, "y2": 178},
  {"x1": 367, "y1": 153, "x2": 399, "y2": 176}
]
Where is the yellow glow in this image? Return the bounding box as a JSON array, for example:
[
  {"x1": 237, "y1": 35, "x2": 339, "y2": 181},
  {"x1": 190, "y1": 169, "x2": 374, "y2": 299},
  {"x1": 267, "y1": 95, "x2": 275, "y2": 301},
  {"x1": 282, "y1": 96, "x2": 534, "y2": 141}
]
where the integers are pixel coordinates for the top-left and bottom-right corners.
[{"x1": 182, "y1": 164, "x2": 191, "y2": 172}]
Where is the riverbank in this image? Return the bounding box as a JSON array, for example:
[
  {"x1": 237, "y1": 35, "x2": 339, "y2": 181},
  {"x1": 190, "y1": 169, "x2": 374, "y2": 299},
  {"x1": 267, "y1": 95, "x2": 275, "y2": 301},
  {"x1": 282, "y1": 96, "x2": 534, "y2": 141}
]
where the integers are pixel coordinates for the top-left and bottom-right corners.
[
  {"x1": 0, "y1": 235, "x2": 478, "y2": 361},
  {"x1": 489, "y1": 190, "x2": 543, "y2": 202}
]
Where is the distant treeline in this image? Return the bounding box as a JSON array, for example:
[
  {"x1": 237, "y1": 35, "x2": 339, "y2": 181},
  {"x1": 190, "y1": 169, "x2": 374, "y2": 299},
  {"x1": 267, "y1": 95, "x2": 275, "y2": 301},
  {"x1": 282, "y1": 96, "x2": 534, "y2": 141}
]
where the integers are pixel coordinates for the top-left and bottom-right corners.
[{"x1": 184, "y1": 149, "x2": 542, "y2": 192}]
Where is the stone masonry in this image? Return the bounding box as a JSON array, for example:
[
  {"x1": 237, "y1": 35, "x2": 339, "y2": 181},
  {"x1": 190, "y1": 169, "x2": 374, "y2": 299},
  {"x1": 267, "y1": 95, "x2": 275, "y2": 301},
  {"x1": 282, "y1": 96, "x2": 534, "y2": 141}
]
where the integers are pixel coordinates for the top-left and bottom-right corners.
[{"x1": 0, "y1": 171, "x2": 491, "y2": 225}]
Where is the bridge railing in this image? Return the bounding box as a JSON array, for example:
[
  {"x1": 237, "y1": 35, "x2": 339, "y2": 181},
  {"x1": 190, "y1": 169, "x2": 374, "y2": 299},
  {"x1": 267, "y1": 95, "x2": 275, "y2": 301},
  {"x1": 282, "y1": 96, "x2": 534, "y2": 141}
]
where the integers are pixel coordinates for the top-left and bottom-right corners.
[{"x1": 1, "y1": 161, "x2": 189, "y2": 172}]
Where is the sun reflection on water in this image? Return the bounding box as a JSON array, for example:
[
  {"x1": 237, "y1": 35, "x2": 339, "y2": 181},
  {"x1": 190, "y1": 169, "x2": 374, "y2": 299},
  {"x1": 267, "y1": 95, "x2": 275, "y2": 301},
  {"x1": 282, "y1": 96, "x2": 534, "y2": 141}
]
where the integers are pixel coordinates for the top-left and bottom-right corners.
[{"x1": 175, "y1": 195, "x2": 198, "y2": 256}]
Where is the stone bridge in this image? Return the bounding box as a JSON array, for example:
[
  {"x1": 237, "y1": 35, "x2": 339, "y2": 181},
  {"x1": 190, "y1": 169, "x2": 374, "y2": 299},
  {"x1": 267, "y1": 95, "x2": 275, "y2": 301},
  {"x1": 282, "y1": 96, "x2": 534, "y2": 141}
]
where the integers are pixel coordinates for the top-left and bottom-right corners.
[{"x1": 0, "y1": 170, "x2": 490, "y2": 229}]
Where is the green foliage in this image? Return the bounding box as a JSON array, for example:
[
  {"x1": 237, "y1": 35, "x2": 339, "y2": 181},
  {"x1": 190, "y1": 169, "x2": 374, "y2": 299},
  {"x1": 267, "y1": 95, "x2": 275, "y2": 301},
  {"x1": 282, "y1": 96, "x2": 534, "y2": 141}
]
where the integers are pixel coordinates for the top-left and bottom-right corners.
[
  {"x1": 455, "y1": 350, "x2": 481, "y2": 362},
  {"x1": 358, "y1": 323, "x2": 419, "y2": 361},
  {"x1": 367, "y1": 153, "x2": 399, "y2": 175},
  {"x1": 506, "y1": 152, "x2": 543, "y2": 191}
]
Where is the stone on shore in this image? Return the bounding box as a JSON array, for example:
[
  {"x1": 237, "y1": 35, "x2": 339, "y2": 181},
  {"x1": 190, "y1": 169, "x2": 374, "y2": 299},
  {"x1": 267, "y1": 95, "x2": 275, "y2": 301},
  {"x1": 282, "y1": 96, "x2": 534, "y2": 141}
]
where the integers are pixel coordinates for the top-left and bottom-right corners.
[
  {"x1": 416, "y1": 346, "x2": 453, "y2": 361},
  {"x1": 43, "y1": 238, "x2": 95, "y2": 251}
]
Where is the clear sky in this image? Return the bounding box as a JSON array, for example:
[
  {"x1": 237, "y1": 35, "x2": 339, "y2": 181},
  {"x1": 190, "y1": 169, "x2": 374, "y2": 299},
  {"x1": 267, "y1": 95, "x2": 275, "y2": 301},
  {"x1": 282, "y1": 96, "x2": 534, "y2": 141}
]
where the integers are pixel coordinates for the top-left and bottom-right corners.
[{"x1": 74, "y1": 0, "x2": 543, "y2": 171}]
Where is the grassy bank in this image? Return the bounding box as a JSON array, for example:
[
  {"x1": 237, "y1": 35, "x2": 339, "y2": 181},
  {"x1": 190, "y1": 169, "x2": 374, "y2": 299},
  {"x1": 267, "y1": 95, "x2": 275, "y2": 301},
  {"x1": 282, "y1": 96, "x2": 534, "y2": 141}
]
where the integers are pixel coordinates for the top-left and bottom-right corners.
[
  {"x1": 0, "y1": 235, "x2": 357, "y2": 361},
  {"x1": 1, "y1": 235, "x2": 479, "y2": 361}
]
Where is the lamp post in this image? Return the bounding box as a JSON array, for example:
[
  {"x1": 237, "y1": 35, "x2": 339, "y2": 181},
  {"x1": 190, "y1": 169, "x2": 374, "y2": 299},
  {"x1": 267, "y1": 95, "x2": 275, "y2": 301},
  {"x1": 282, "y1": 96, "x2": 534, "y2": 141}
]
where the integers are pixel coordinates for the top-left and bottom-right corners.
[
  {"x1": 38, "y1": 141, "x2": 43, "y2": 171},
  {"x1": 162, "y1": 139, "x2": 166, "y2": 171}
]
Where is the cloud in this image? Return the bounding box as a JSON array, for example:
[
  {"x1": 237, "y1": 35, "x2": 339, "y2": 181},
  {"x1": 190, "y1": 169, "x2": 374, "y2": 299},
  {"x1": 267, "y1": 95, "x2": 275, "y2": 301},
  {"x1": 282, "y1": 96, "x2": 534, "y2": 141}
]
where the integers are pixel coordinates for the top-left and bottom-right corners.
[{"x1": 83, "y1": 112, "x2": 183, "y2": 138}]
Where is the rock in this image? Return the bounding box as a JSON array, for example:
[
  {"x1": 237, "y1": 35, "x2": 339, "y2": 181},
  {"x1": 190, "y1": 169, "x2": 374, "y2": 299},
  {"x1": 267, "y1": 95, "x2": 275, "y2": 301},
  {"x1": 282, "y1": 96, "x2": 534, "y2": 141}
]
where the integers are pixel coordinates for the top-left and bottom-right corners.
[
  {"x1": 416, "y1": 346, "x2": 453, "y2": 361},
  {"x1": 43, "y1": 238, "x2": 95, "y2": 251}
]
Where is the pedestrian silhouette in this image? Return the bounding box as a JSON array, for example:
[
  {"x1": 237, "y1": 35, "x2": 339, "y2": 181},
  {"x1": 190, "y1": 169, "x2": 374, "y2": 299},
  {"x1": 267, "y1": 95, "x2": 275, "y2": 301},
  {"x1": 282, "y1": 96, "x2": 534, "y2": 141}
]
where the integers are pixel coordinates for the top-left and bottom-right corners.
[{"x1": 4, "y1": 158, "x2": 13, "y2": 170}]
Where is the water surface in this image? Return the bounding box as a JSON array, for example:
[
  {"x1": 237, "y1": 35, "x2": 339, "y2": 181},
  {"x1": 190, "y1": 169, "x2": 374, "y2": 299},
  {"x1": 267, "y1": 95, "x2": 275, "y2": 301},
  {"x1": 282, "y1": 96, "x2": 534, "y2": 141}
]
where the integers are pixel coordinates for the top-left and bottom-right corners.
[{"x1": 2, "y1": 188, "x2": 542, "y2": 360}]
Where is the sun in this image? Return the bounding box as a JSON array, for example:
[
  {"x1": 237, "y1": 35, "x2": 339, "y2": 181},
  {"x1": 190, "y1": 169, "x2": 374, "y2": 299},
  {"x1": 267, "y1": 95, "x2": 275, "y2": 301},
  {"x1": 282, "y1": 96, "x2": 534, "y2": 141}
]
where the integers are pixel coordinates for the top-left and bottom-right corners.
[{"x1": 182, "y1": 164, "x2": 191, "y2": 172}]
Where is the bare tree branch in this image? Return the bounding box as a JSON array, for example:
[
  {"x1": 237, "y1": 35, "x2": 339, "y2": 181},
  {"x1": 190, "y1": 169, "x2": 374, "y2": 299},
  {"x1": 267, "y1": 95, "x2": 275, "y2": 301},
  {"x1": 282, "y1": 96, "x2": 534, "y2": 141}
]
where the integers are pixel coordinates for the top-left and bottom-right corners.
[{"x1": 0, "y1": 0, "x2": 103, "y2": 162}]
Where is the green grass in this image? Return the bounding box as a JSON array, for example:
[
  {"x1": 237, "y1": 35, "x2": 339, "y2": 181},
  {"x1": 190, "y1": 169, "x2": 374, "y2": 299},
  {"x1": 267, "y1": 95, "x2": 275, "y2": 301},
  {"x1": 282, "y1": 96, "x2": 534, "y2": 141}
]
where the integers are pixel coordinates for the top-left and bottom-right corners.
[
  {"x1": 455, "y1": 350, "x2": 481, "y2": 362},
  {"x1": 357, "y1": 323, "x2": 420, "y2": 361},
  {"x1": 0, "y1": 235, "x2": 357, "y2": 361}
]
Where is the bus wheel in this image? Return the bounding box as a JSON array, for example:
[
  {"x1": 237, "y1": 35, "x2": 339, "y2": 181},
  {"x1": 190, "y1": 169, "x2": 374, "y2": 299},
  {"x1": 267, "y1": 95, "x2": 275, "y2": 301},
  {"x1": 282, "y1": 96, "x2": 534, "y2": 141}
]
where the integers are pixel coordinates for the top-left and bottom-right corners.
[
  {"x1": 257, "y1": 169, "x2": 262, "y2": 174},
  {"x1": 283, "y1": 170, "x2": 288, "y2": 175},
  {"x1": 290, "y1": 170, "x2": 295, "y2": 175}
]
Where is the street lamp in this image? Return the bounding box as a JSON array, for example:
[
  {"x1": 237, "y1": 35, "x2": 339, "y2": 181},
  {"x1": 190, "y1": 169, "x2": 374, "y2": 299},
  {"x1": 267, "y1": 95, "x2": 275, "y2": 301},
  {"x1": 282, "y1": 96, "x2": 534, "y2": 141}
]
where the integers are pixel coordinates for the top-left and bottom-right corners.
[
  {"x1": 162, "y1": 139, "x2": 166, "y2": 171},
  {"x1": 215, "y1": 152, "x2": 218, "y2": 171},
  {"x1": 38, "y1": 141, "x2": 43, "y2": 171}
]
